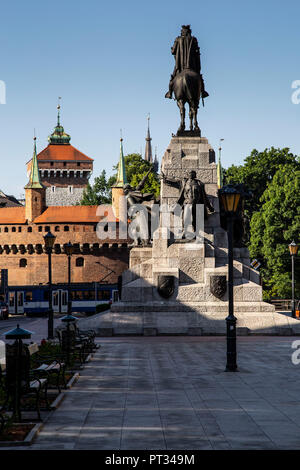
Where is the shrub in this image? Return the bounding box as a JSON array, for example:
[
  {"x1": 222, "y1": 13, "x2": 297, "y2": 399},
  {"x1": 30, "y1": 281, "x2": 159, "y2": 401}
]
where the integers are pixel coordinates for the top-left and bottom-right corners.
[{"x1": 95, "y1": 303, "x2": 110, "y2": 313}]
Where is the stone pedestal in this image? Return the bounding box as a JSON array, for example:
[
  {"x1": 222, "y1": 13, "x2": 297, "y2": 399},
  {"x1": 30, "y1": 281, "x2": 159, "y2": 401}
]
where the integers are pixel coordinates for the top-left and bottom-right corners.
[{"x1": 100, "y1": 135, "x2": 279, "y2": 335}]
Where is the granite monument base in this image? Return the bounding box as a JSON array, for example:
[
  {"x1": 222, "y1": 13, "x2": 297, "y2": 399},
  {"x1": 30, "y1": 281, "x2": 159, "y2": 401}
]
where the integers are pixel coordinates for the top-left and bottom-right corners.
[{"x1": 98, "y1": 135, "x2": 288, "y2": 336}]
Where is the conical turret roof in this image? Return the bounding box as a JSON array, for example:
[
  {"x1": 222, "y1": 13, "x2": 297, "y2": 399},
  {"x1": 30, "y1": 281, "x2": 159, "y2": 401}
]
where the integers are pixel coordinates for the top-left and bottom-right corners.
[
  {"x1": 24, "y1": 137, "x2": 44, "y2": 189},
  {"x1": 114, "y1": 138, "x2": 128, "y2": 187}
]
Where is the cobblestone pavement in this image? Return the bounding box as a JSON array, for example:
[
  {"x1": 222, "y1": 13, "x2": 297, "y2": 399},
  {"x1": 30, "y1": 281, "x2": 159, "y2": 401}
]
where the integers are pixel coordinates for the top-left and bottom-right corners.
[{"x1": 4, "y1": 335, "x2": 300, "y2": 450}]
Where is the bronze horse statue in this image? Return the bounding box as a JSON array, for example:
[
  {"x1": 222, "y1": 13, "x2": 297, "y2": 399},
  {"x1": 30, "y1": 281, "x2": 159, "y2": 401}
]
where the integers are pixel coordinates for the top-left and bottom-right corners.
[
  {"x1": 172, "y1": 69, "x2": 205, "y2": 133},
  {"x1": 165, "y1": 25, "x2": 208, "y2": 134}
]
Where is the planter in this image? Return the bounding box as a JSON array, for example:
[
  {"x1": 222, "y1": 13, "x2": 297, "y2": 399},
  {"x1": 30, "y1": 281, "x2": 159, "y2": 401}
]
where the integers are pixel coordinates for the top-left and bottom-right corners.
[{"x1": 0, "y1": 422, "x2": 43, "y2": 447}]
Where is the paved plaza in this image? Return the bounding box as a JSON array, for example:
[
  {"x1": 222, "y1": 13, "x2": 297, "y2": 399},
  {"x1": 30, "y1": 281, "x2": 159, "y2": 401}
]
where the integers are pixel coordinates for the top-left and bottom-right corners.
[{"x1": 3, "y1": 335, "x2": 298, "y2": 450}]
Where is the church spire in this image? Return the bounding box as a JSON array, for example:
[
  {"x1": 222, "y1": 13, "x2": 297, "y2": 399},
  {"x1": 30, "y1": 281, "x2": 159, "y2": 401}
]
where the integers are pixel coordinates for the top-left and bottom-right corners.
[
  {"x1": 144, "y1": 114, "x2": 153, "y2": 163},
  {"x1": 153, "y1": 146, "x2": 159, "y2": 173},
  {"x1": 25, "y1": 136, "x2": 43, "y2": 189},
  {"x1": 115, "y1": 137, "x2": 128, "y2": 187},
  {"x1": 217, "y1": 138, "x2": 224, "y2": 189},
  {"x1": 48, "y1": 98, "x2": 71, "y2": 145}
]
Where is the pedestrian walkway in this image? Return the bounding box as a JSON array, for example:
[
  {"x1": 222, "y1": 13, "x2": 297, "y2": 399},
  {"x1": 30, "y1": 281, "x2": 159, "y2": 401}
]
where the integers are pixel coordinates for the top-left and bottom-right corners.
[{"x1": 9, "y1": 336, "x2": 296, "y2": 450}]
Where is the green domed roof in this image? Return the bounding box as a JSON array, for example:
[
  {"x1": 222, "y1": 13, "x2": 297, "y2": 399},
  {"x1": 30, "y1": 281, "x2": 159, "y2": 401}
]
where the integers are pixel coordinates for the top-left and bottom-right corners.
[{"x1": 48, "y1": 104, "x2": 71, "y2": 145}]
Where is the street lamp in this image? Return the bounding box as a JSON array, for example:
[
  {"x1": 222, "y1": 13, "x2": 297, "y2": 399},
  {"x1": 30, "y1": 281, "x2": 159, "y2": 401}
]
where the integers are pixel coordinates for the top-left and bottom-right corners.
[
  {"x1": 43, "y1": 231, "x2": 56, "y2": 339},
  {"x1": 64, "y1": 241, "x2": 74, "y2": 315},
  {"x1": 219, "y1": 184, "x2": 242, "y2": 372},
  {"x1": 4, "y1": 324, "x2": 33, "y2": 421},
  {"x1": 289, "y1": 241, "x2": 299, "y2": 318}
]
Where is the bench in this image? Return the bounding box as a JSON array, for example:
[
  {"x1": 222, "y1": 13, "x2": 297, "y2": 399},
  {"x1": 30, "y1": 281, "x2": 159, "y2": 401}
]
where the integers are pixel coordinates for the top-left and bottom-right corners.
[
  {"x1": 70, "y1": 323, "x2": 99, "y2": 353},
  {"x1": 31, "y1": 347, "x2": 67, "y2": 393}
]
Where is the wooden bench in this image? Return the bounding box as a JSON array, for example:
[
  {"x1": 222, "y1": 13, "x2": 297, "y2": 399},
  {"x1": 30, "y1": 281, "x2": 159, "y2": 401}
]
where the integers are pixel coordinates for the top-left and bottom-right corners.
[
  {"x1": 70, "y1": 323, "x2": 99, "y2": 353},
  {"x1": 31, "y1": 351, "x2": 67, "y2": 393}
]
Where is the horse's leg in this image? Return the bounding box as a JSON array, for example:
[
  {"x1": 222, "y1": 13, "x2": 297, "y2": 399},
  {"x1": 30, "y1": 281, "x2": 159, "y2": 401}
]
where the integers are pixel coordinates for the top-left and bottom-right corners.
[
  {"x1": 193, "y1": 102, "x2": 200, "y2": 131},
  {"x1": 188, "y1": 103, "x2": 193, "y2": 131},
  {"x1": 177, "y1": 100, "x2": 185, "y2": 132}
]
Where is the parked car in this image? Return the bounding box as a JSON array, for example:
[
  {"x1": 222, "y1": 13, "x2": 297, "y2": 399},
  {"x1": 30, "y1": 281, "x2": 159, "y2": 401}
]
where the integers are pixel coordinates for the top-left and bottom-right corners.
[{"x1": 0, "y1": 302, "x2": 8, "y2": 320}]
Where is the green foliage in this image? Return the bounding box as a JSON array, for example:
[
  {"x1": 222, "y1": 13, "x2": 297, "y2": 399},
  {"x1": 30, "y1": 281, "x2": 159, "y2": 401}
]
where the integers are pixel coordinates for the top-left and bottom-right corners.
[
  {"x1": 249, "y1": 164, "x2": 300, "y2": 300},
  {"x1": 81, "y1": 170, "x2": 112, "y2": 205},
  {"x1": 225, "y1": 147, "x2": 299, "y2": 219},
  {"x1": 113, "y1": 153, "x2": 160, "y2": 198},
  {"x1": 80, "y1": 154, "x2": 160, "y2": 206},
  {"x1": 95, "y1": 303, "x2": 111, "y2": 313},
  {"x1": 225, "y1": 147, "x2": 300, "y2": 300}
]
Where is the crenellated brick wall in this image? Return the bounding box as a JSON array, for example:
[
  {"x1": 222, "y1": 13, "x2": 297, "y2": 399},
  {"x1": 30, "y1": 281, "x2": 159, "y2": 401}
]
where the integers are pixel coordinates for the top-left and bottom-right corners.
[{"x1": 0, "y1": 222, "x2": 130, "y2": 286}]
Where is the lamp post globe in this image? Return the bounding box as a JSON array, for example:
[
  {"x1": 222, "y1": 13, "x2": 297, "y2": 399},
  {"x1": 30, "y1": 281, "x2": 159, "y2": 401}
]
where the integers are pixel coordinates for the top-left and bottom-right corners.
[{"x1": 43, "y1": 231, "x2": 56, "y2": 250}]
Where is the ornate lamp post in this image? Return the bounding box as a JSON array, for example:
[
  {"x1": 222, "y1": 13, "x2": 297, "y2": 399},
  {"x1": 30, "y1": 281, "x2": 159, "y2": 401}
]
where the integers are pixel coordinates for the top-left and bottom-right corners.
[
  {"x1": 43, "y1": 231, "x2": 56, "y2": 339},
  {"x1": 4, "y1": 324, "x2": 33, "y2": 422},
  {"x1": 219, "y1": 185, "x2": 242, "y2": 372},
  {"x1": 289, "y1": 241, "x2": 299, "y2": 318},
  {"x1": 64, "y1": 242, "x2": 74, "y2": 315}
]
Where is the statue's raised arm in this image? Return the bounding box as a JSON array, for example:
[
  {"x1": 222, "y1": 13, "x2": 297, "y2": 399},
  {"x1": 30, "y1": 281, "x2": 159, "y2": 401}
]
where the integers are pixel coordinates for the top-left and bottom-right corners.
[
  {"x1": 136, "y1": 167, "x2": 152, "y2": 191},
  {"x1": 161, "y1": 171, "x2": 181, "y2": 189}
]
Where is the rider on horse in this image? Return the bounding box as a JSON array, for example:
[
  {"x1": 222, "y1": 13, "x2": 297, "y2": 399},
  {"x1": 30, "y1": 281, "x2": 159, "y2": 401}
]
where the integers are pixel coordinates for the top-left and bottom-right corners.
[{"x1": 165, "y1": 25, "x2": 209, "y2": 101}]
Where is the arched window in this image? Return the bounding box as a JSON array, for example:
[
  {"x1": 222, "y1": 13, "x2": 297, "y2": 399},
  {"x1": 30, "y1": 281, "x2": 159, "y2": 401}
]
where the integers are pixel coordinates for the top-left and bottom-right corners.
[
  {"x1": 64, "y1": 226, "x2": 69, "y2": 232},
  {"x1": 12, "y1": 227, "x2": 16, "y2": 232},
  {"x1": 18, "y1": 227, "x2": 22, "y2": 232},
  {"x1": 19, "y1": 259, "x2": 27, "y2": 268},
  {"x1": 38, "y1": 226, "x2": 42, "y2": 232},
  {"x1": 4, "y1": 227, "x2": 8, "y2": 233},
  {"x1": 55, "y1": 226, "x2": 60, "y2": 232},
  {"x1": 76, "y1": 257, "x2": 84, "y2": 267},
  {"x1": 27, "y1": 227, "x2": 32, "y2": 232},
  {"x1": 45, "y1": 226, "x2": 50, "y2": 232}
]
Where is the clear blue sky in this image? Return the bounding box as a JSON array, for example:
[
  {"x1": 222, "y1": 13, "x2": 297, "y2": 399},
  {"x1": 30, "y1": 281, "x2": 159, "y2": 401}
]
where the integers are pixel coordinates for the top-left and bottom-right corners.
[{"x1": 0, "y1": 0, "x2": 299, "y2": 198}]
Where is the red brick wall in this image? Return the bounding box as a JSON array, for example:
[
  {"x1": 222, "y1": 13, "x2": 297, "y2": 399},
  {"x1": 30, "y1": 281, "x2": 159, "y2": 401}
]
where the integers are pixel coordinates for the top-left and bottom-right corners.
[
  {"x1": 0, "y1": 222, "x2": 130, "y2": 286},
  {"x1": 0, "y1": 249, "x2": 129, "y2": 285}
]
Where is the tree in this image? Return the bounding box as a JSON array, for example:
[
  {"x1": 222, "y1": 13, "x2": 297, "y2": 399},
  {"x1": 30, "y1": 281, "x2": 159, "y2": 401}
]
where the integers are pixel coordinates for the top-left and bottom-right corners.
[
  {"x1": 225, "y1": 147, "x2": 299, "y2": 219},
  {"x1": 111, "y1": 153, "x2": 160, "y2": 198},
  {"x1": 249, "y1": 164, "x2": 300, "y2": 299},
  {"x1": 80, "y1": 170, "x2": 112, "y2": 205},
  {"x1": 80, "y1": 154, "x2": 160, "y2": 205}
]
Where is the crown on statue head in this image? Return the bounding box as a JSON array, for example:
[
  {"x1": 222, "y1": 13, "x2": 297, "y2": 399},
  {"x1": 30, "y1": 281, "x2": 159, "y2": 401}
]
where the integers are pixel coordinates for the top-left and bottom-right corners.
[{"x1": 181, "y1": 24, "x2": 191, "y2": 33}]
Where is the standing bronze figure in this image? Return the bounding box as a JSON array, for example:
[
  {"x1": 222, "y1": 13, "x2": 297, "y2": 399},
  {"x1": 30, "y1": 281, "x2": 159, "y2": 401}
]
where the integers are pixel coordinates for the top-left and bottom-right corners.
[
  {"x1": 165, "y1": 25, "x2": 209, "y2": 135},
  {"x1": 162, "y1": 170, "x2": 214, "y2": 233}
]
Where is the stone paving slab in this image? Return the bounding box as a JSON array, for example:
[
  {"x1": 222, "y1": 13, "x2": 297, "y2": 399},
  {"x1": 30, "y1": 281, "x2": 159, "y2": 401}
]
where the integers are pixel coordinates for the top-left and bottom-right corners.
[{"x1": 4, "y1": 336, "x2": 300, "y2": 450}]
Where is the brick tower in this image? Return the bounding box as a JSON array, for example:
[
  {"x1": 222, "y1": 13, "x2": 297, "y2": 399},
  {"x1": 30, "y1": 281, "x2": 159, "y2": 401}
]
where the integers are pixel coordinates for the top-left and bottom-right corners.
[{"x1": 26, "y1": 102, "x2": 93, "y2": 206}]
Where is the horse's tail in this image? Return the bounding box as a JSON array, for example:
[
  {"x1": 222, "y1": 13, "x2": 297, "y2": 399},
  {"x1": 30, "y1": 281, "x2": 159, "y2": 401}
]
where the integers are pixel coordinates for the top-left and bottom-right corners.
[{"x1": 182, "y1": 74, "x2": 194, "y2": 104}]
